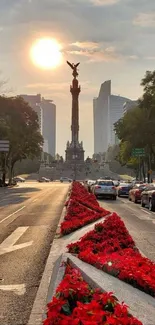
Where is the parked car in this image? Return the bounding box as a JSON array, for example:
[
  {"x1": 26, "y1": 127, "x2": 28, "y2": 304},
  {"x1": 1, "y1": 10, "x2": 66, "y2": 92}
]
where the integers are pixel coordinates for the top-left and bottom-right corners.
[
  {"x1": 13, "y1": 176, "x2": 25, "y2": 183},
  {"x1": 38, "y1": 177, "x2": 50, "y2": 183},
  {"x1": 141, "y1": 184, "x2": 155, "y2": 211},
  {"x1": 117, "y1": 183, "x2": 132, "y2": 197},
  {"x1": 60, "y1": 177, "x2": 72, "y2": 183},
  {"x1": 129, "y1": 184, "x2": 147, "y2": 203},
  {"x1": 92, "y1": 179, "x2": 117, "y2": 200}
]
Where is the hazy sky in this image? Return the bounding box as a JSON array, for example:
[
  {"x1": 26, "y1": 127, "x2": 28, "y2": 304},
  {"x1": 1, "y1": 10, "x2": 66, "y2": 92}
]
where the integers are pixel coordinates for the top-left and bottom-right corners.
[{"x1": 0, "y1": 0, "x2": 155, "y2": 157}]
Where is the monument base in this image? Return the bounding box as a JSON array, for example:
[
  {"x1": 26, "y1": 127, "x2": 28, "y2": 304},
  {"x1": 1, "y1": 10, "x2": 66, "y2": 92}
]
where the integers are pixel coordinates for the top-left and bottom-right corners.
[{"x1": 65, "y1": 141, "x2": 84, "y2": 163}]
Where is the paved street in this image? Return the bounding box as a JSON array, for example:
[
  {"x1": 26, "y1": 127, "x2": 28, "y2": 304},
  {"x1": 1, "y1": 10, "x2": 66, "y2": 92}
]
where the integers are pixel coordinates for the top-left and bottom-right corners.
[
  {"x1": 99, "y1": 197, "x2": 155, "y2": 262},
  {"x1": 0, "y1": 182, "x2": 69, "y2": 325}
]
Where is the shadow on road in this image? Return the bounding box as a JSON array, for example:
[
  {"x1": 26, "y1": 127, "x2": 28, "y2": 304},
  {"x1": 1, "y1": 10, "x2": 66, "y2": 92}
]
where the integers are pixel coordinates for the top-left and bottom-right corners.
[{"x1": 0, "y1": 187, "x2": 41, "y2": 207}]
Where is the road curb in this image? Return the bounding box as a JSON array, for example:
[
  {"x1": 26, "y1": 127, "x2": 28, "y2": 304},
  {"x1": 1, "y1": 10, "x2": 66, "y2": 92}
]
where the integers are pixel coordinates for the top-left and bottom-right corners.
[{"x1": 27, "y1": 199, "x2": 68, "y2": 325}]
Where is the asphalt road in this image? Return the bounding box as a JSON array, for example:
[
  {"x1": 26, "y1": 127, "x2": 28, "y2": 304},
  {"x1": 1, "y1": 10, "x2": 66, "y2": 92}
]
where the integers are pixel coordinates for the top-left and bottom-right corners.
[
  {"x1": 0, "y1": 182, "x2": 69, "y2": 325},
  {"x1": 99, "y1": 197, "x2": 155, "y2": 262}
]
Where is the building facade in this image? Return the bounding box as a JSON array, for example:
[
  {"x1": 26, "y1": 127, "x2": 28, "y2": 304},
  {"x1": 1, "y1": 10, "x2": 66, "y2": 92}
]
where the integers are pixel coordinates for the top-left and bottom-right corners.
[
  {"x1": 41, "y1": 98, "x2": 56, "y2": 157},
  {"x1": 93, "y1": 81, "x2": 131, "y2": 153},
  {"x1": 123, "y1": 100, "x2": 138, "y2": 115},
  {"x1": 20, "y1": 94, "x2": 56, "y2": 157}
]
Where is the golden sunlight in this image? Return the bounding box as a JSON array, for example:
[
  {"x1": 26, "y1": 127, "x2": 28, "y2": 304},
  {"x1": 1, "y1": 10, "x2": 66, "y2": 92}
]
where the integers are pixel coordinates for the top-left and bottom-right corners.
[{"x1": 30, "y1": 38, "x2": 62, "y2": 69}]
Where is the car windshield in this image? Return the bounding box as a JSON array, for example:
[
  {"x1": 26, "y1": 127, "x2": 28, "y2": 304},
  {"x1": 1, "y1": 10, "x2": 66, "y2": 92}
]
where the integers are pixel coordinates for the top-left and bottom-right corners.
[{"x1": 98, "y1": 181, "x2": 114, "y2": 186}]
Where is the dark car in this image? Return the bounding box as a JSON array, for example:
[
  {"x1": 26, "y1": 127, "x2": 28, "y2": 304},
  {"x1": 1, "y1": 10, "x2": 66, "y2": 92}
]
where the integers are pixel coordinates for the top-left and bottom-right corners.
[
  {"x1": 141, "y1": 184, "x2": 155, "y2": 211},
  {"x1": 117, "y1": 183, "x2": 132, "y2": 197},
  {"x1": 129, "y1": 184, "x2": 147, "y2": 203}
]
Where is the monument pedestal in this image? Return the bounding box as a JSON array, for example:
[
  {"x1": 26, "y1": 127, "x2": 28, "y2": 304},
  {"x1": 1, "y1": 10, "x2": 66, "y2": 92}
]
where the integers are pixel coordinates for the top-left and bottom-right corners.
[{"x1": 65, "y1": 141, "x2": 84, "y2": 163}]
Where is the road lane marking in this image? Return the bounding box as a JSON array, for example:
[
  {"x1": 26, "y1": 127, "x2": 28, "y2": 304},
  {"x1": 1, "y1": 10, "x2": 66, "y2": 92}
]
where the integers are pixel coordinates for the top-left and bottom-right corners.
[
  {"x1": 0, "y1": 206, "x2": 26, "y2": 224},
  {"x1": 32, "y1": 199, "x2": 38, "y2": 202},
  {"x1": 140, "y1": 208, "x2": 151, "y2": 215},
  {"x1": 0, "y1": 284, "x2": 26, "y2": 295},
  {"x1": 0, "y1": 227, "x2": 33, "y2": 256}
]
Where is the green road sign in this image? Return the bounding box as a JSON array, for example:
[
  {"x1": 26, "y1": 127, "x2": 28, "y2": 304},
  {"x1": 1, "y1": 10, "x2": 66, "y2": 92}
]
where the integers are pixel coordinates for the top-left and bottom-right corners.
[{"x1": 132, "y1": 148, "x2": 145, "y2": 157}]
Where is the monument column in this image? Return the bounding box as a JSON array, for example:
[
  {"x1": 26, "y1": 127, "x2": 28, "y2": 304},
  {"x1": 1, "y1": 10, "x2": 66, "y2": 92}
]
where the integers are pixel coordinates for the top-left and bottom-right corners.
[{"x1": 65, "y1": 62, "x2": 84, "y2": 163}]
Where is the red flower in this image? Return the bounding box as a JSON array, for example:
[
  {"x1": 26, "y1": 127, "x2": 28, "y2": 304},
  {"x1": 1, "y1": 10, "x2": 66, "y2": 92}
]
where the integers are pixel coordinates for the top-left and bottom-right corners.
[{"x1": 44, "y1": 265, "x2": 142, "y2": 325}]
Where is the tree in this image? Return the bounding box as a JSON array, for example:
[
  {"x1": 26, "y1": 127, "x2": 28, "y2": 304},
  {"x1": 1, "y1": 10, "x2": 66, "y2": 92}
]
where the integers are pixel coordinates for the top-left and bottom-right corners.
[{"x1": 0, "y1": 96, "x2": 43, "y2": 184}]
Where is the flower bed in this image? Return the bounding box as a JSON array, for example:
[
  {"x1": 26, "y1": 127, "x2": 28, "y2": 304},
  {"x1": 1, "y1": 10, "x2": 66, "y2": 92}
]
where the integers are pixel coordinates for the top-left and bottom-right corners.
[
  {"x1": 68, "y1": 212, "x2": 155, "y2": 297},
  {"x1": 61, "y1": 182, "x2": 110, "y2": 235},
  {"x1": 44, "y1": 264, "x2": 142, "y2": 325},
  {"x1": 61, "y1": 199, "x2": 110, "y2": 235},
  {"x1": 66, "y1": 181, "x2": 103, "y2": 212}
]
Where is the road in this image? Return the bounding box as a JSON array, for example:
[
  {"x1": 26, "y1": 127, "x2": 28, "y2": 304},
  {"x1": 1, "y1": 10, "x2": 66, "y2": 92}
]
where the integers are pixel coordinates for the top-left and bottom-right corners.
[
  {"x1": 99, "y1": 197, "x2": 155, "y2": 262},
  {"x1": 0, "y1": 181, "x2": 69, "y2": 325}
]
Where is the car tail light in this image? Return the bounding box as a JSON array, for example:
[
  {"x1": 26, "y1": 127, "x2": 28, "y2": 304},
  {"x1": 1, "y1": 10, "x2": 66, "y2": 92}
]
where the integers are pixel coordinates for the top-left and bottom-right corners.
[
  {"x1": 119, "y1": 187, "x2": 122, "y2": 190},
  {"x1": 95, "y1": 186, "x2": 101, "y2": 189},
  {"x1": 112, "y1": 186, "x2": 116, "y2": 190}
]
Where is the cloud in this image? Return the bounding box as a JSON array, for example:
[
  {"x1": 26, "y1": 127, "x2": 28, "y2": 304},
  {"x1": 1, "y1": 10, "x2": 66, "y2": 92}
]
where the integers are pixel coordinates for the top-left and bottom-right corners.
[
  {"x1": 133, "y1": 13, "x2": 155, "y2": 27},
  {"x1": 71, "y1": 41, "x2": 99, "y2": 49},
  {"x1": 90, "y1": 0, "x2": 121, "y2": 5}
]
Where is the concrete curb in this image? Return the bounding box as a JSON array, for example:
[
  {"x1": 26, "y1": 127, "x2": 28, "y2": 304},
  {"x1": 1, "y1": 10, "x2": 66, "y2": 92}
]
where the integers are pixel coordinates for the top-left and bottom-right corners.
[{"x1": 27, "y1": 195, "x2": 68, "y2": 325}]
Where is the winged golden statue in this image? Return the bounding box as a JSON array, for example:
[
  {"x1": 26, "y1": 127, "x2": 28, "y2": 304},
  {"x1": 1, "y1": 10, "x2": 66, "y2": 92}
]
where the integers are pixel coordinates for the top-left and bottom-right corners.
[{"x1": 67, "y1": 61, "x2": 80, "y2": 78}]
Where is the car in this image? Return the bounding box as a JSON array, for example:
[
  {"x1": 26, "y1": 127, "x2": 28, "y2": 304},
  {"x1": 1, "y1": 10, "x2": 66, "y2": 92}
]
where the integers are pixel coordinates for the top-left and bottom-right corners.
[
  {"x1": 117, "y1": 183, "x2": 132, "y2": 197},
  {"x1": 141, "y1": 184, "x2": 155, "y2": 211},
  {"x1": 38, "y1": 177, "x2": 50, "y2": 183},
  {"x1": 87, "y1": 180, "x2": 96, "y2": 192},
  {"x1": 13, "y1": 176, "x2": 25, "y2": 183},
  {"x1": 60, "y1": 177, "x2": 72, "y2": 183},
  {"x1": 92, "y1": 179, "x2": 117, "y2": 200},
  {"x1": 129, "y1": 184, "x2": 147, "y2": 203}
]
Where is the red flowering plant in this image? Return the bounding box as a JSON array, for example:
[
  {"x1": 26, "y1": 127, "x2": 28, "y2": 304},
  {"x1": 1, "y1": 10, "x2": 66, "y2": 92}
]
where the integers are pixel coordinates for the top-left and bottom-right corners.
[
  {"x1": 68, "y1": 213, "x2": 155, "y2": 297},
  {"x1": 66, "y1": 182, "x2": 103, "y2": 212},
  {"x1": 44, "y1": 264, "x2": 142, "y2": 325},
  {"x1": 61, "y1": 199, "x2": 110, "y2": 235}
]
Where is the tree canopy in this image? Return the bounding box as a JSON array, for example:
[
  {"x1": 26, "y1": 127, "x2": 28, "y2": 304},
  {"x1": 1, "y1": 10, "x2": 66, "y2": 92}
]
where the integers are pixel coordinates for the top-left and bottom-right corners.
[
  {"x1": 0, "y1": 96, "x2": 43, "y2": 183},
  {"x1": 114, "y1": 70, "x2": 155, "y2": 181}
]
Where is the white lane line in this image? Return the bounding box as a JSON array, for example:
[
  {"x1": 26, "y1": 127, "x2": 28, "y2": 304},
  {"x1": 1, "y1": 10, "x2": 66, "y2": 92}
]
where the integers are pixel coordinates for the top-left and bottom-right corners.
[
  {"x1": 140, "y1": 208, "x2": 151, "y2": 215},
  {"x1": 0, "y1": 227, "x2": 33, "y2": 255},
  {"x1": 0, "y1": 206, "x2": 26, "y2": 225},
  {"x1": 0, "y1": 284, "x2": 26, "y2": 295},
  {"x1": 32, "y1": 199, "x2": 38, "y2": 202}
]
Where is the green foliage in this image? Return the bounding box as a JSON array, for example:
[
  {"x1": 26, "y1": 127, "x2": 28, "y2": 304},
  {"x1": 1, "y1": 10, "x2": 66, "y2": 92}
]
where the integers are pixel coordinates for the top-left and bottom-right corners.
[
  {"x1": 114, "y1": 70, "x2": 155, "y2": 180},
  {"x1": 0, "y1": 95, "x2": 43, "y2": 183}
]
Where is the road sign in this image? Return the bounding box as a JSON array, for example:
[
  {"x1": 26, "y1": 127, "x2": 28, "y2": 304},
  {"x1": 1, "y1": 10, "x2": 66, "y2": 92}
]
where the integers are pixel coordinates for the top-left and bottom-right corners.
[
  {"x1": 0, "y1": 140, "x2": 9, "y2": 152},
  {"x1": 132, "y1": 148, "x2": 145, "y2": 157}
]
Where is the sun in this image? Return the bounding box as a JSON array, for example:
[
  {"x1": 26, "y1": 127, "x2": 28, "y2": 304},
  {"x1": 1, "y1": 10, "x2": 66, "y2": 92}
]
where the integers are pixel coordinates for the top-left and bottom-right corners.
[{"x1": 30, "y1": 38, "x2": 62, "y2": 69}]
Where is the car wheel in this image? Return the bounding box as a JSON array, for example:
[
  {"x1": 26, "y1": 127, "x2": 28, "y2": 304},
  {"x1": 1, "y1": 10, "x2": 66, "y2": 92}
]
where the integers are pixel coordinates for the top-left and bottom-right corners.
[
  {"x1": 134, "y1": 197, "x2": 138, "y2": 204},
  {"x1": 141, "y1": 199, "x2": 145, "y2": 207},
  {"x1": 129, "y1": 196, "x2": 131, "y2": 201},
  {"x1": 113, "y1": 195, "x2": 117, "y2": 200},
  {"x1": 149, "y1": 199, "x2": 155, "y2": 212},
  {"x1": 118, "y1": 194, "x2": 120, "y2": 197}
]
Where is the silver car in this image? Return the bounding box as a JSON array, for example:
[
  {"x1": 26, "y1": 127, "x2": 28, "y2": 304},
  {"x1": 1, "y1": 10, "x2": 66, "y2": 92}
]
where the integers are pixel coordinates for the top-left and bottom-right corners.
[{"x1": 92, "y1": 179, "x2": 117, "y2": 200}]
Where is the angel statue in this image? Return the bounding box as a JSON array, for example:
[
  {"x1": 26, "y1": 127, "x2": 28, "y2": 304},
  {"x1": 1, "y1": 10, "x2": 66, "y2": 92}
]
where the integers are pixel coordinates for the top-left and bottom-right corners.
[{"x1": 67, "y1": 61, "x2": 80, "y2": 78}]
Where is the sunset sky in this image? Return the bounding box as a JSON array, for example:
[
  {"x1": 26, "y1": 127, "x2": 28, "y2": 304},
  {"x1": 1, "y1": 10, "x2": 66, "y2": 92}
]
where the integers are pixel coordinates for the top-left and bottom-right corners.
[{"x1": 0, "y1": 0, "x2": 155, "y2": 157}]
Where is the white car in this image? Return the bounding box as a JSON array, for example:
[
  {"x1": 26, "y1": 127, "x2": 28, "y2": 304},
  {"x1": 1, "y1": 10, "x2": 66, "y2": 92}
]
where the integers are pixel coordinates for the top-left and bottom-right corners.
[
  {"x1": 38, "y1": 177, "x2": 50, "y2": 183},
  {"x1": 13, "y1": 177, "x2": 25, "y2": 183},
  {"x1": 60, "y1": 177, "x2": 72, "y2": 183},
  {"x1": 92, "y1": 179, "x2": 117, "y2": 200}
]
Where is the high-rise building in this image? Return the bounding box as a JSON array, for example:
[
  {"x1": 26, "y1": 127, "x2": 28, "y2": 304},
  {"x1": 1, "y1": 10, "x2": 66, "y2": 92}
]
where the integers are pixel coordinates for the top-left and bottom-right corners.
[
  {"x1": 20, "y1": 94, "x2": 42, "y2": 132},
  {"x1": 93, "y1": 81, "x2": 131, "y2": 153},
  {"x1": 41, "y1": 98, "x2": 56, "y2": 157},
  {"x1": 123, "y1": 100, "x2": 138, "y2": 115},
  {"x1": 20, "y1": 94, "x2": 56, "y2": 157}
]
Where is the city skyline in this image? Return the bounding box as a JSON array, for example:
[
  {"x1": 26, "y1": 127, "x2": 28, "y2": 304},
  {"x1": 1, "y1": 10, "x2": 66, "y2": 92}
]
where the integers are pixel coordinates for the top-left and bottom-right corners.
[{"x1": 0, "y1": 0, "x2": 155, "y2": 156}]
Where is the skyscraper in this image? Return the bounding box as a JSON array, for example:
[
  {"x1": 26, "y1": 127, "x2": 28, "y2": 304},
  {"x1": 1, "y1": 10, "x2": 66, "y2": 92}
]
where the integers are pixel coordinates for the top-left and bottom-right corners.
[
  {"x1": 41, "y1": 98, "x2": 56, "y2": 157},
  {"x1": 93, "y1": 81, "x2": 131, "y2": 153},
  {"x1": 20, "y1": 94, "x2": 56, "y2": 157}
]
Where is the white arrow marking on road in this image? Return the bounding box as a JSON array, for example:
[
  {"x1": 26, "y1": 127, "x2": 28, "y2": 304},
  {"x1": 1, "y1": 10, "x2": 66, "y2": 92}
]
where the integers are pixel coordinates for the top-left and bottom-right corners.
[
  {"x1": 0, "y1": 206, "x2": 26, "y2": 224},
  {"x1": 0, "y1": 227, "x2": 33, "y2": 256},
  {"x1": 0, "y1": 284, "x2": 26, "y2": 295}
]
